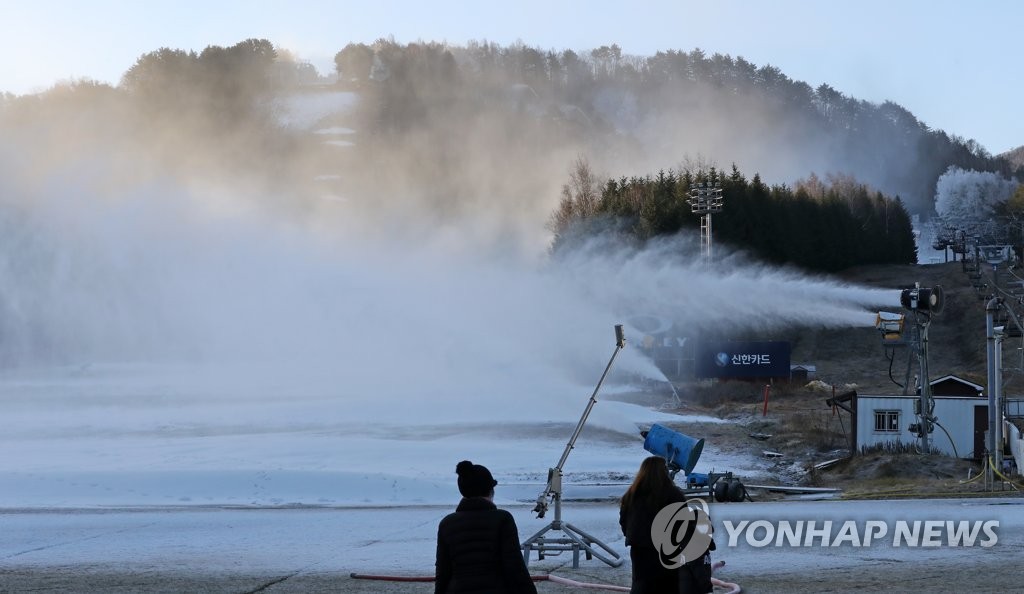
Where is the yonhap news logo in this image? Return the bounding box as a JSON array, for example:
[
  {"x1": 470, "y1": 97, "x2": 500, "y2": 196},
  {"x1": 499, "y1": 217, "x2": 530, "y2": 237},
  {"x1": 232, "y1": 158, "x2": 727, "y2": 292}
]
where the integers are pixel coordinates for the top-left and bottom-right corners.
[
  {"x1": 720, "y1": 519, "x2": 999, "y2": 548},
  {"x1": 651, "y1": 499, "x2": 714, "y2": 568}
]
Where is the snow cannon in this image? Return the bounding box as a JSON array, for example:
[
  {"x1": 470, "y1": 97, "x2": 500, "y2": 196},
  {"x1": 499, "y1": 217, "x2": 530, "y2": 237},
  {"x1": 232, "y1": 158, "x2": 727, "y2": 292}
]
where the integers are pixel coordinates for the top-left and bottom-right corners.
[
  {"x1": 642, "y1": 424, "x2": 747, "y2": 502},
  {"x1": 643, "y1": 424, "x2": 704, "y2": 475},
  {"x1": 900, "y1": 283, "x2": 944, "y2": 314}
]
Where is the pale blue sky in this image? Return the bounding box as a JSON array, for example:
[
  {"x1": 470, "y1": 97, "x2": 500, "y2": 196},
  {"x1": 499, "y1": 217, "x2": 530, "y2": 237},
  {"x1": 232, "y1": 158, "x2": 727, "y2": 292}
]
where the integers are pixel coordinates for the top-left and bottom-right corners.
[{"x1": 2, "y1": 0, "x2": 1020, "y2": 154}]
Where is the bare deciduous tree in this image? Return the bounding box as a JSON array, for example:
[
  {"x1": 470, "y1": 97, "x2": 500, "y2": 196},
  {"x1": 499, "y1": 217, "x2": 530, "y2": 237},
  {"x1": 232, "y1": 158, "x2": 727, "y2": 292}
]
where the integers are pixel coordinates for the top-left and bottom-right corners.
[{"x1": 547, "y1": 156, "x2": 603, "y2": 241}]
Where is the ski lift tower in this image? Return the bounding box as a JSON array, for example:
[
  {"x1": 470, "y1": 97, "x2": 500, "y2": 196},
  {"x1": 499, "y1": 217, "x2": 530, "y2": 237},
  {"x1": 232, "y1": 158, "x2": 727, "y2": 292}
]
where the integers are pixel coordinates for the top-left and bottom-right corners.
[{"x1": 688, "y1": 181, "x2": 723, "y2": 268}]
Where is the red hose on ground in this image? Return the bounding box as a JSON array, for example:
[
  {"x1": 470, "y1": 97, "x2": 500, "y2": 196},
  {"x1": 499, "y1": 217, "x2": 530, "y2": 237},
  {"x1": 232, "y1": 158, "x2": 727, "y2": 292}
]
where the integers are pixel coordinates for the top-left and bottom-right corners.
[
  {"x1": 546, "y1": 574, "x2": 629, "y2": 591},
  {"x1": 351, "y1": 564, "x2": 742, "y2": 593},
  {"x1": 712, "y1": 577, "x2": 742, "y2": 594},
  {"x1": 349, "y1": 573, "x2": 548, "y2": 582}
]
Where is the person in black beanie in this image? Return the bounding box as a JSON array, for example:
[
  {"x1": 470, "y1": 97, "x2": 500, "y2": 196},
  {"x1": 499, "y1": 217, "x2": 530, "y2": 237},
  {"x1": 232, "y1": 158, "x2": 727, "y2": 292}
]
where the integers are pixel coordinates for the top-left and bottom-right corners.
[{"x1": 435, "y1": 460, "x2": 537, "y2": 594}]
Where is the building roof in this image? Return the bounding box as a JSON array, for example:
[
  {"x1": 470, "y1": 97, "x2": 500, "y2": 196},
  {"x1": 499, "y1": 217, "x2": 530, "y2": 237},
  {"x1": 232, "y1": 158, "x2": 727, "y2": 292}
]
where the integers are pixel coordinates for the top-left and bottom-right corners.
[{"x1": 929, "y1": 374, "x2": 984, "y2": 392}]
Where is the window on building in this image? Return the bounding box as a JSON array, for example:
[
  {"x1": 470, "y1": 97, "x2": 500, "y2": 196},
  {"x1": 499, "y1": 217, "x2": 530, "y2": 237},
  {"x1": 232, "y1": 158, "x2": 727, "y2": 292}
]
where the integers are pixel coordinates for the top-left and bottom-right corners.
[{"x1": 874, "y1": 410, "x2": 900, "y2": 432}]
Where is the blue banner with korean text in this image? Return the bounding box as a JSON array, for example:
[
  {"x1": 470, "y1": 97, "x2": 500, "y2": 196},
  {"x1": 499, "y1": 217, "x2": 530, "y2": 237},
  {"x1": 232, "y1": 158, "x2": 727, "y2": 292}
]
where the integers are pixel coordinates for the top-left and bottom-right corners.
[{"x1": 695, "y1": 341, "x2": 791, "y2": 379}]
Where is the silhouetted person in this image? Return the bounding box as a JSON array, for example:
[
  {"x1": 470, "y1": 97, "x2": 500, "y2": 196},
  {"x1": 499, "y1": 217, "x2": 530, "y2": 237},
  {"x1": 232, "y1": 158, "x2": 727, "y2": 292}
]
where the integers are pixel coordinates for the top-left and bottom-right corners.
[
  {"x1": 435, "y1": 460, "x2": 537, "y2": 594},
  {"x1": 619, "y1": 456, "x2": 714, "y2": 594}
]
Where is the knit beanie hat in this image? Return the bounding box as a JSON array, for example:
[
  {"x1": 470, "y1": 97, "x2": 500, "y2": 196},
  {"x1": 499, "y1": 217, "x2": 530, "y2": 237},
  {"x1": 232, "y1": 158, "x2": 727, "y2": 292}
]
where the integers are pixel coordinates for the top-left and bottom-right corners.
[{"x1": 456, "y1": 460, "x2": 497, "y2": 497}]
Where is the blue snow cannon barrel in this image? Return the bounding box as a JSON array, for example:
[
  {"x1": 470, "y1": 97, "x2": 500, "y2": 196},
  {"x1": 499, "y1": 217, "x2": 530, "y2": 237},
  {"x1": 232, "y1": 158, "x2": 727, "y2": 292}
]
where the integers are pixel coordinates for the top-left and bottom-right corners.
[{"x1": 643, "y1": 423, "x2": 704, "y2": 475}]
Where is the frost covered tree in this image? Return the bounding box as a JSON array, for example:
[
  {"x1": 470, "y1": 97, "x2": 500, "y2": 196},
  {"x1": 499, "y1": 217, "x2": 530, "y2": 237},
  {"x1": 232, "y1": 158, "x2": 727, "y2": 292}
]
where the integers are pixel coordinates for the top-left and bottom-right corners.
[{"x1": 933, "y1": 166, "x2": 1018, "y2": 226}]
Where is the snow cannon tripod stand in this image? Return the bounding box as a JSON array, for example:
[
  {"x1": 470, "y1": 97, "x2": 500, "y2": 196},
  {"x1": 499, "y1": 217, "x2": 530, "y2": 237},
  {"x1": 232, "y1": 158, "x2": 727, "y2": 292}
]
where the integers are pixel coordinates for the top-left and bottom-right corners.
[{"x1": 520, "y1": 325, "x2": 626, "y2": 569}]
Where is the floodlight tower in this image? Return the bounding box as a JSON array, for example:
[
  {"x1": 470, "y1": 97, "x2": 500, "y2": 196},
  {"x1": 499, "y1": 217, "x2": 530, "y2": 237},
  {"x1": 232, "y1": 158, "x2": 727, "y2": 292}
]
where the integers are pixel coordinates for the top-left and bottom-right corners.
[{"x1": 688, "y1": 181, "x2": 723, "y2": 267}]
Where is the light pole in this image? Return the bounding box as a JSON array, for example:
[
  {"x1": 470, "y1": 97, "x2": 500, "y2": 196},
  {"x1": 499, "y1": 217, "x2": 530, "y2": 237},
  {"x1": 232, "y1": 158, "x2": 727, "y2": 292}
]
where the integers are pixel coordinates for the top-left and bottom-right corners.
[{"x1": 688, "y1": 181, "x2": 723, "y2": 267}]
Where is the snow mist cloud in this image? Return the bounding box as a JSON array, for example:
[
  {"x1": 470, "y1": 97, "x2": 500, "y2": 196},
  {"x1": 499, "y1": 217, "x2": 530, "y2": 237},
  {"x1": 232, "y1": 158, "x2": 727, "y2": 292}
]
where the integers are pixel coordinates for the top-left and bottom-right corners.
[
  {"x1": 0, "y1": 175, "x2": 898, "y2": 434},
  {"x1": 0, "y1": 81, "x2": 901, "y2": 435}
]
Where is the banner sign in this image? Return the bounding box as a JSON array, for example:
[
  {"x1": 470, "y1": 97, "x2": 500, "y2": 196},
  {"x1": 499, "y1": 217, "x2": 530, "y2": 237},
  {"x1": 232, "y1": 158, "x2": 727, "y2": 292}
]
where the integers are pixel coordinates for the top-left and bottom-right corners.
[{"x1": 695, "y1": 341, "x2": 791, "y2": 379}]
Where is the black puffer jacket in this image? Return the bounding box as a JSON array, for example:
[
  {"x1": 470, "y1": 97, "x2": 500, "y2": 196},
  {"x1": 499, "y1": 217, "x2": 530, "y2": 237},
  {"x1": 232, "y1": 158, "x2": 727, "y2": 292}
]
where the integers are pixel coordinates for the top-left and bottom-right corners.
[
  {"x1": 619, "y1": 485, "x2": 687, "y2": 549},
  {"x1": 435, "y1": 497, "x2": 537, "y2": 594}
]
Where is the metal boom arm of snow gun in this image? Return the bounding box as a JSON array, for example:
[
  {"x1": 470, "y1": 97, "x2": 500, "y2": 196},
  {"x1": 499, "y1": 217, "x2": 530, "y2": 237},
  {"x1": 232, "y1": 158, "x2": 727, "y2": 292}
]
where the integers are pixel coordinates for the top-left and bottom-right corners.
[{"x1": 533, "y1": 324, "x2": 625, "y2": 518}]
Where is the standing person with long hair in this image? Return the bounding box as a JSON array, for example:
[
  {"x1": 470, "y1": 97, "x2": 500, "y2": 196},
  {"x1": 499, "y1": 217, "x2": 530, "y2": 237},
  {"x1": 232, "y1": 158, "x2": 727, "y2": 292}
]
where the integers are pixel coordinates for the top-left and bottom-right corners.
[
  {"x1": 435, "y1": 460, "x2": 537, "y2": 594},
  {"x1": 619, "y1": 456, "x2": 714, "y2": 594}
]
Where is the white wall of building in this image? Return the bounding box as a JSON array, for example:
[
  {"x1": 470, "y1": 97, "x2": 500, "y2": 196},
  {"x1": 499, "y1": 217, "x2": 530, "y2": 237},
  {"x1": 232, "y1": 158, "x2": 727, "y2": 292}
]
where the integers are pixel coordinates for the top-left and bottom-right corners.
[{"x1": 857, "y1": 395, "x2": 985, "y2": 458}]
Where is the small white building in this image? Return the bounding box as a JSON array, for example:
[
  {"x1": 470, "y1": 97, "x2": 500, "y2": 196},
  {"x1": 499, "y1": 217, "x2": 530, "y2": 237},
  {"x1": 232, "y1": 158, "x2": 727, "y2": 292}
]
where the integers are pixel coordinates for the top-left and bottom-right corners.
[
  {"x1": 852, "y1": 394, "x2": 986, "y2": 458},
  {"x1": 830, "y1": 392, "x2": 1024, "y2": 461}
]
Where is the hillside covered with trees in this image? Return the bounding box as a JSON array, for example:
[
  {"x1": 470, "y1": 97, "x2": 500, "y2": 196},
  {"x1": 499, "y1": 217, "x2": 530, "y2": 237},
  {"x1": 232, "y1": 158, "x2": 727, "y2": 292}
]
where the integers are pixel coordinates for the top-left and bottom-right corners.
[
  {"x1": 550, "y1": 161, "x2": 916, "y2": 271},
  {"x1": 331, "y1": 39, "x2": 1021, "y2": 216},
  {"x1": 1001, "y1": 145, "x2": 1024, "y2": 170},
  {"x1": 1, "y1": 37, "x2": 1020, "y2": 267}
]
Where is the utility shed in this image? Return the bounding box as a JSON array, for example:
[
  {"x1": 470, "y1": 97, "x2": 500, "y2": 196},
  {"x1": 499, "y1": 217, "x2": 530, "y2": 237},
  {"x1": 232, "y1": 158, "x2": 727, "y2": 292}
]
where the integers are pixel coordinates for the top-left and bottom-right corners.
[
  {"x1": 852, "y1": 394, "x2": 988, "y2": 459},
  {"x1": 790, "y1": 364, "x2": 816, "y2": 382}
]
